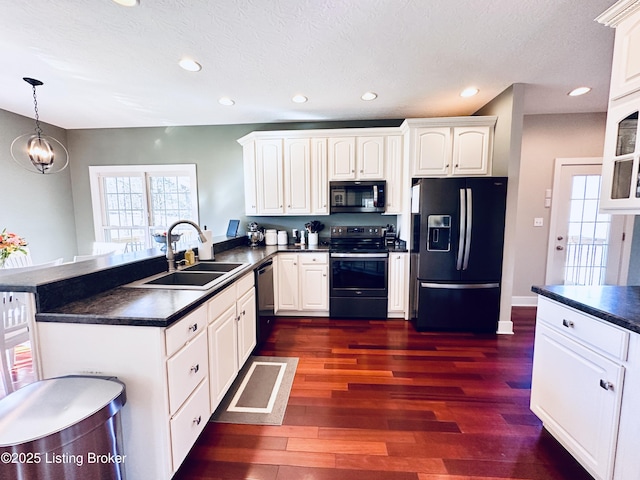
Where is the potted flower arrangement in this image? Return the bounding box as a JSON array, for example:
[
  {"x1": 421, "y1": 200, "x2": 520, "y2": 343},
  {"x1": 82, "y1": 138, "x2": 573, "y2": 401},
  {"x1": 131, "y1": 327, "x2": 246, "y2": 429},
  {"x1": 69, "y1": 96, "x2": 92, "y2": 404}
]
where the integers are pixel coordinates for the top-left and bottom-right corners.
[{"x1": 0, "y1": 229, "x2": 28, "y2": 268}]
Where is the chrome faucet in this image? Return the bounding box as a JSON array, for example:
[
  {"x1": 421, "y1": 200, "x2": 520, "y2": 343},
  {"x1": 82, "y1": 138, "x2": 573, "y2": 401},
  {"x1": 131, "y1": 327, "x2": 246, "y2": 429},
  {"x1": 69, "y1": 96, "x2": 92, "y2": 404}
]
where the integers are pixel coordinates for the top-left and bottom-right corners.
[{"x1": 166, "y1": 220, "x2": 208, "y2": 272}]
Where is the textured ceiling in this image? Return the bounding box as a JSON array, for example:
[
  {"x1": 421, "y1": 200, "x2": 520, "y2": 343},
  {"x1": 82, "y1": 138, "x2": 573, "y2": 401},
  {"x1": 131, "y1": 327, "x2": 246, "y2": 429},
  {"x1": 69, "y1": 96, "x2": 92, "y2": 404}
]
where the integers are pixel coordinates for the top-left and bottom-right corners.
[{"x1": 0, "y1": 0, "x2": 617, "y2": 130}]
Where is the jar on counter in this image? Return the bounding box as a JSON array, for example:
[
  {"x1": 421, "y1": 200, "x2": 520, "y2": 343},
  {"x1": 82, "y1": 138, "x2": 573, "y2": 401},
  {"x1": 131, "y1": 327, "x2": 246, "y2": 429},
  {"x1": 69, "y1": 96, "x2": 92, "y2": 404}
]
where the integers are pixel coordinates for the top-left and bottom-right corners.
[
  {"x1": 277, "y1": 230, "x2": 288, "y2": 245},
  {"x1": 265, "y1": 229, "x2": 277, "y2": 245}
]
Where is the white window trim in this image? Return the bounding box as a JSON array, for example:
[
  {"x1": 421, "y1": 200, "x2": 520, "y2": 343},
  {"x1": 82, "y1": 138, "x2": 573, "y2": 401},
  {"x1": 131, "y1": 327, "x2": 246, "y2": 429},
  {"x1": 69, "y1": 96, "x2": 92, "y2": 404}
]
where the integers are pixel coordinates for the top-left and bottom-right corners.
[{"x1": 89, "y1": 164, "x2": 199, "y2": 245}]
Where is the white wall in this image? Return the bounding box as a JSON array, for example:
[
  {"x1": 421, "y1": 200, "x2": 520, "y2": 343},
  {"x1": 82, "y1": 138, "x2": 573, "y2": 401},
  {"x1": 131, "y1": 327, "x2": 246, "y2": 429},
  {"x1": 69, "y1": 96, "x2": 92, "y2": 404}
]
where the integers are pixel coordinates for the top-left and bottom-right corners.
[
  {"x1": 514, "y1": 112, "x2": 608, "y2": 303},
  {"x1": 0, "y1": 109, "x2": 77, "y2": 263}
]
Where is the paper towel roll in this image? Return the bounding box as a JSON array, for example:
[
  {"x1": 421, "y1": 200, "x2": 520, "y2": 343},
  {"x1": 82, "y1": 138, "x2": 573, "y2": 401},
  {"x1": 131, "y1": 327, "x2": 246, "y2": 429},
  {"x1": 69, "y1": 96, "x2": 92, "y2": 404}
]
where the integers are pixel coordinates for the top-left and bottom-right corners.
[{"x1": 199, "y1": 230, "x2": 214, "y2": 260}]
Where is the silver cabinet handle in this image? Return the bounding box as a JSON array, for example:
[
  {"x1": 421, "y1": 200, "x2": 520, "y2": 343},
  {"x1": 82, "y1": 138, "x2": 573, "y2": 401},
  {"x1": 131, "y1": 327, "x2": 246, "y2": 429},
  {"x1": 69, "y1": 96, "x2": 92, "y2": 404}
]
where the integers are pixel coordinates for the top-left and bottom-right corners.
[
  {"x1": 599, "y1": 379, "x2": 614, "y2": 391},
  {"x1": 190, "y1": 364, "x2": 199, "y2": 374},
  {"x1": 562, "y1": 319, "x2": 574, "y2": 328}
]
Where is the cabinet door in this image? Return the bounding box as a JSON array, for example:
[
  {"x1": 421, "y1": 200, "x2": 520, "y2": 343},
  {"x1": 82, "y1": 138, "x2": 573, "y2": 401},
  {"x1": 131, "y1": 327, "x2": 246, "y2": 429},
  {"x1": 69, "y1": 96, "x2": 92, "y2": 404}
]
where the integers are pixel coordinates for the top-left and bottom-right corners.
[
  {"x1": 387, "y1": 253, "x2": 409, "y2": 315},
  {"x1": 328, "y1": 137, "x2": 356, "y2": 180},
  {"x1": 412, "y1": 127, "x2": 451, "y2": 176},
  {"x1": 256, "y1": 139, "x2": 284, "y2": 214},
  {"x1": 208, "y1": 304, "x2": 238, "y2": 411},
  {"x1": 384, "y1": 135, "x2": 403, "y2": 214},
  {"x1": 311, "y1": 138, "x2": 329, "y2": 214},
  {"x1": 299, "y1": 264, "x2": 328, "y2": 311},
  {"x1": 357, "y1": 136, "x2": 385, "y2": 179},
  {"x1": 275, "y1": 254, "x2": 298, "y2": 311},
  {"x1": 242, "y1": 141, "x2": 257, "y2": 214},
  {"x1": 609, "y1": 11, "x2": 640, "y2": 100},
  {"x1": 600, "y1": 94, "x2": 640, "y2": 212},
  {"x1": 237, "y1": 287, "x2": 257, "y2": 367},
  {"x1": 452, "y1": 126, "x2": 491, "y2": 175},
  {"x1": 284, "y1": 138, "x2": 311, "y2": 214},
  {"x1": 531, "y1": 323, "x2": 624, "y2": 480}
]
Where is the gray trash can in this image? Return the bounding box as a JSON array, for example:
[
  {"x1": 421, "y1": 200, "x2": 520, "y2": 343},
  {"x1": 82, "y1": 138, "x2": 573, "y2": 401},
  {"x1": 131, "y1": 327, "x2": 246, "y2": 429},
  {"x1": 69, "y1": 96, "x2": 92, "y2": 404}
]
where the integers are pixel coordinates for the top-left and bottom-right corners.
[{"x1": 0, "y1": 375, "x2": 126, "y2": 480}]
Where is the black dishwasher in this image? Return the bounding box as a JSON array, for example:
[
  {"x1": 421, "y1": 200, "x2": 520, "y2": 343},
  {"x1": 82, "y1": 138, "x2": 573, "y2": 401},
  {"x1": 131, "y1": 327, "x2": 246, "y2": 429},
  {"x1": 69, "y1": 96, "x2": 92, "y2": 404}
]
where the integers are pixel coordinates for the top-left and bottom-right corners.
[{"x1": 255, "y1": 258, "x2": 275, "y2": 347}]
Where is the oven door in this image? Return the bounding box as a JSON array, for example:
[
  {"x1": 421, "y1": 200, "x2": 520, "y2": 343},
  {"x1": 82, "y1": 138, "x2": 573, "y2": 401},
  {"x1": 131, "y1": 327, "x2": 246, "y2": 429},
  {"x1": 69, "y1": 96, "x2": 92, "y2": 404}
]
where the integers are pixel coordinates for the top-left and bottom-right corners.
[{"x1": 329, "y1": 252, "x2": 388, "y2": 318}]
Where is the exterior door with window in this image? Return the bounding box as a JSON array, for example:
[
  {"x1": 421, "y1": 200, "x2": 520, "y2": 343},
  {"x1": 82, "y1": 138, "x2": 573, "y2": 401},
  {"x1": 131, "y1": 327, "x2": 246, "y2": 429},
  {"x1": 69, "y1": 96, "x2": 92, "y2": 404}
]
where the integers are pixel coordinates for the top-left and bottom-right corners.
[{"x1": 546, "y1": 159, "x2": 629, "y2": 286}]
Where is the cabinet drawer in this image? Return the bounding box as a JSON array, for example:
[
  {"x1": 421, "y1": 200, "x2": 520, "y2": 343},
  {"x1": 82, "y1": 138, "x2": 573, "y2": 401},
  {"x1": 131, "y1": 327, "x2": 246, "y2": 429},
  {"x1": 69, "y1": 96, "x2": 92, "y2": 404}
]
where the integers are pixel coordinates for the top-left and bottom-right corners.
[
  {"x1": 537, "y1": 298, "x2": 629, "y2": 360},
  {"x1": 166, "y1": 305, "x2": 207, "y2": 357},
  {"x1": 299, "y1": 252, "x2": 328, "y2": 265},
  {"x1": 167, "y1": 332, "x2": 208, "y2": 414},
  {"x1": 170, "y1": 378, "x2": 209, "y2": 472},
  {"x1": 236, "y1": 271, "x2": 255, "y2": 296},
  {"x1": 207, "y1": 283, "x2": 236, "y2": 322}
]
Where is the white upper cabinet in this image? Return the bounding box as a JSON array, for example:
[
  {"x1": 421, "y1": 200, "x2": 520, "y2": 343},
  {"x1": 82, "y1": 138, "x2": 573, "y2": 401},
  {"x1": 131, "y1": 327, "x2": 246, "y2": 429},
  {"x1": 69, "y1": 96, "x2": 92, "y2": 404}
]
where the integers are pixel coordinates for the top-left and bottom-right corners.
[
  {"x1": 597, "y1": 2, "x2": 640, "y2": 213},
  {"x1": 328, "y1": 137, "x2": 356, "y2": 180},
  {"x1": 452, "y1": 125, "x2": 492, "y2": 175},
  {"x1": 328, "y1": 136, "x2": 386, "y2": 180},
  {"x1": 256, "y1": 139, "x2": 284, "y2": 214},
  {"x1": 384, "y1": 135, "x2": 404, "y2": 214},
  {"x1": 311, "y1": 138, "x2": 329, "y2": 214},
  {"x1": 406, "y1": 117, "x2": 496, "y2": 177},
  {"x1": 284, "y1": 138, "x2": 312, "y2": 214},
  {"x1": 356, "y1": 136, "x2": 385, "y2": 179}
]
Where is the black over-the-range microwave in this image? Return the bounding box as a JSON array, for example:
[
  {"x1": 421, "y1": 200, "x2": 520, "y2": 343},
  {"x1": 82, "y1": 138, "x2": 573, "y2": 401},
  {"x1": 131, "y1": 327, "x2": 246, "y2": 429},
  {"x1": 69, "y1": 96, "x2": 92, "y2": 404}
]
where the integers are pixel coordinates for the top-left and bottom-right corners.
[{"x1": 329, "y1": 181, "x2": 386, "y2": 213}]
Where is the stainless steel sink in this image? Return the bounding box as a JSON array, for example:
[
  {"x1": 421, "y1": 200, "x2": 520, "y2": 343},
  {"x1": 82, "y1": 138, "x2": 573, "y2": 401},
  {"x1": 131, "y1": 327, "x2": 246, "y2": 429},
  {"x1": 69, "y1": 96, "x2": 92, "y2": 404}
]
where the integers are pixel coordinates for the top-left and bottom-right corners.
[
  {"x1": 126, "y1": 262, "x2": 250, "y2": 290},
  {"x1": 182, "y1": 262, "x2": 245, "y2": 273}
]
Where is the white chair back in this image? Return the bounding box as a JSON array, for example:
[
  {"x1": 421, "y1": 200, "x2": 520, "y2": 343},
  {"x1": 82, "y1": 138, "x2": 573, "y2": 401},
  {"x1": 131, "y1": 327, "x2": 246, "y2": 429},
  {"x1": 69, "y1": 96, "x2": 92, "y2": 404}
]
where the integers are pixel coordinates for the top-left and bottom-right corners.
[
  {"x1": 3, "y1": 248, "x2": 33, "y2": 268},
  {"x1": 1, "y1": 258, "x2": 63, "y2": 274},
  {"x1": 92, "y1": 242, "x2": 127, "y2": 255},
  {"x1": 74, "y1": 251, "x2": 115, "y2": 262},
  {"x1": 0, "y1": 292, "x2": 31, "y2": 395}
]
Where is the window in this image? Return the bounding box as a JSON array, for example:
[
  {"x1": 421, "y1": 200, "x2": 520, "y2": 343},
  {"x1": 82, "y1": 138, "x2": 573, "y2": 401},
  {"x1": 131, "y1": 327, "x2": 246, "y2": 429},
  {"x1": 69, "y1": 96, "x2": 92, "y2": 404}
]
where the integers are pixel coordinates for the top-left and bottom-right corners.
[{"x1": 89, "y1": 165, "x2": 199, "y2": 252}]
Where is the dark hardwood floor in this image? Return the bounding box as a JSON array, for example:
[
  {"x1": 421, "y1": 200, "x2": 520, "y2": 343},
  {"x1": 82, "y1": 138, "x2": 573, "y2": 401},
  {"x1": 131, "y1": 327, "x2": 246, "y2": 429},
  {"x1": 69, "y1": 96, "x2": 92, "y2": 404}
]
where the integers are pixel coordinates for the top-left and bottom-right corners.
[{"x1": 174, "y1": 307, "x2": 593, "y2": 480}]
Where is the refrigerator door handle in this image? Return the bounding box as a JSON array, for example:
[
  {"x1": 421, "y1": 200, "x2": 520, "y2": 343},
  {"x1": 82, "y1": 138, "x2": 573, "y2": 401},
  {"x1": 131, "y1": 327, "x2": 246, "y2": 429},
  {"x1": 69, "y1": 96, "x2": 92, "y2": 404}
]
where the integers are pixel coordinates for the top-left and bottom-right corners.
[
  {"x1": 456, "y1": 188, "x2": 466, "y2": 271},
  {"x1": 462, "y1": 187, "x2": 472, "y2": 270}
]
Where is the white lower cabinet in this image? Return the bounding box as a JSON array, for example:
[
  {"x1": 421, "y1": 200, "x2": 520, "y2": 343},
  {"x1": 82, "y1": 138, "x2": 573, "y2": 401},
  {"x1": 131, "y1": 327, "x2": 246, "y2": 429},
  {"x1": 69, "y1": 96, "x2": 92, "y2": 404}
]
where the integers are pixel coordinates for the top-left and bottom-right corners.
[
  {"x1": 35, "y1": 272, "x2": 258, "y2": 480},
  {"x1": 275, "y1": 252, "x2": 328, "y2": 315},
  {"x1": 169, "y1": 378, "x2": 210, "y2": 470},
  {"x1": 207, "y1": 271, "x2": 256, "y2": 413},
  {"x1": 387, "y1": 252, "x2": 409, "y2": 318},
  {"x1": 531, "y1": 297, "x2": 629, "y2": 480}
]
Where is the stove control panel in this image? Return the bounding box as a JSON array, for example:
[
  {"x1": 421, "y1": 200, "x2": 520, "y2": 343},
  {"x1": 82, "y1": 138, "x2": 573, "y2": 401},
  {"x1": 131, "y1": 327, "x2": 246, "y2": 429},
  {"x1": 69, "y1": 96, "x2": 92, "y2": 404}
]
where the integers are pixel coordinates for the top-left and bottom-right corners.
[{"x1": 330, "y1": 226, "x2": 384, "y2": 238}]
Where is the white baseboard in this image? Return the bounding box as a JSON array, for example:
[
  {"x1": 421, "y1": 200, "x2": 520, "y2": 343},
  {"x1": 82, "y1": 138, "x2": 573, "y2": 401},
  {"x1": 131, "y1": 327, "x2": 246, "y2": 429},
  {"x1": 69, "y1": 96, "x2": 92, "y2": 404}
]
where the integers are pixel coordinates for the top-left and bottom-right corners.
[{"x1": 512, "y1": 296, "x2": 538, "y2": 307}]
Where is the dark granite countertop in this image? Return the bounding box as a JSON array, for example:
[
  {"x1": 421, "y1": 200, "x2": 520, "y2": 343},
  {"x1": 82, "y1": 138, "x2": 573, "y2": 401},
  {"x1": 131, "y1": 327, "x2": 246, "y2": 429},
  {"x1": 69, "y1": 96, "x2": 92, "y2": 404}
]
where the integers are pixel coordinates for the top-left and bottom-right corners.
[
  {"x1": 532, "y1": 285, "x2": 640, "y2": 335},
  {"x1": 4, "y1": 240, "x2": 331, "y2": 328}
]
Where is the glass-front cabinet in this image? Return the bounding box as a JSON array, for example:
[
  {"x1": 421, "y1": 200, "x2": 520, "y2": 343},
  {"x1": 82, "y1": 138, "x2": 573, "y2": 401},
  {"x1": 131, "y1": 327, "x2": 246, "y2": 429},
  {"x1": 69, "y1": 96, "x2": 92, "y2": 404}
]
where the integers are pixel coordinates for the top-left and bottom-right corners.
[{"x1": 600, "y1": 95, "x2": 640, "y2": 212}]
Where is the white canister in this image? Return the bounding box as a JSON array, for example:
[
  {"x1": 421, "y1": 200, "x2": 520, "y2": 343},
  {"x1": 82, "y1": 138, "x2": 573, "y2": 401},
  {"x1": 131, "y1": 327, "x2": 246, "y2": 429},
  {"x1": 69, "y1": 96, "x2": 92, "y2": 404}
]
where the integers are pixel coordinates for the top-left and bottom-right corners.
[
  {"x1": 308, "y1": 232, "x2": 319, "y2": 246},
  {"x1": 265, "y1": 229, "x2": 277, "y2": 245},
  {"x1": 277, "y1": 230, "x2": 288, "y2": 245}
]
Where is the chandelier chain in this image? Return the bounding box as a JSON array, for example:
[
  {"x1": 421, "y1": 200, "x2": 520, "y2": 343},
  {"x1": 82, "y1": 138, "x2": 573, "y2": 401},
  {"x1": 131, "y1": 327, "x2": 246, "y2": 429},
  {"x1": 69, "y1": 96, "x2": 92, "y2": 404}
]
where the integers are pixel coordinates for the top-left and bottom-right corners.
[{"x1": 31, "y1": 84, "x2": 43, "y2": 137}]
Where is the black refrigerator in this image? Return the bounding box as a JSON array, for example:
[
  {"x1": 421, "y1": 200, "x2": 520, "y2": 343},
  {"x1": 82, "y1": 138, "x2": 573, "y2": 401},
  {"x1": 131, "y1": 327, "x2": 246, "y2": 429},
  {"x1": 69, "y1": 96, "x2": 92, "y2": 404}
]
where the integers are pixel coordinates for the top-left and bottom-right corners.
[{"x1": 414, "y1": 177, "x2": 507, "y2": 332}]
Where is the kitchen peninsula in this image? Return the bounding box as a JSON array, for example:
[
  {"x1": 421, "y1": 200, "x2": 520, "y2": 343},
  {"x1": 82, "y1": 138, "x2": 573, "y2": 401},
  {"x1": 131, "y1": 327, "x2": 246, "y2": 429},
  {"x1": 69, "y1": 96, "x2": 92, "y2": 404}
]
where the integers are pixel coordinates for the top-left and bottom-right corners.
[
  {"x1": 531, "y1": 285, "x2": 640, "y2": 480},
  {"x1": 0, "y1": 237, "x2": 326, "y2": 480}
]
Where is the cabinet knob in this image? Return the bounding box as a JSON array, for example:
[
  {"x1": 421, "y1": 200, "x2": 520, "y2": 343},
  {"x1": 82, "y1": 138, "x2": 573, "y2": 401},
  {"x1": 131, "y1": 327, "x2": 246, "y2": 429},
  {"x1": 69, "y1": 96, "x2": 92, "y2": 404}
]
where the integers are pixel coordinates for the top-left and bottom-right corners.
[
  {"x1": 557, "y1": 236, "x2": 564, "y2": 241},
  {"x1": 599, "y1": 379, "x2": 614, "y2": 391},
  {"x1": 189, "y1": 323, "x2": 198, "y2": 333},
  {"x1": 190, "y1": 364, "x2": 199, "y2": 374},
  {"x1": 562, "y1": 319, "x2": 574, "y2": 328},
  {"x1": 193, "y1": 415, "x2": 202, "y2": 426},
  {"x1": 556, "y1": 245, "x2": 564, "y2": 251}
]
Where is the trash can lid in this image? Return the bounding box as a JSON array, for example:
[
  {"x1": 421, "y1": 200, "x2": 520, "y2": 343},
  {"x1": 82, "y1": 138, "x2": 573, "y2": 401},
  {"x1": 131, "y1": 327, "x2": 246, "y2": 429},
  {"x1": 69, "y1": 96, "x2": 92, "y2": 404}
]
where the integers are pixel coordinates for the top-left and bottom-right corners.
[{"x1": 0, "y1": 376, "x2": 126, "y2": 447}]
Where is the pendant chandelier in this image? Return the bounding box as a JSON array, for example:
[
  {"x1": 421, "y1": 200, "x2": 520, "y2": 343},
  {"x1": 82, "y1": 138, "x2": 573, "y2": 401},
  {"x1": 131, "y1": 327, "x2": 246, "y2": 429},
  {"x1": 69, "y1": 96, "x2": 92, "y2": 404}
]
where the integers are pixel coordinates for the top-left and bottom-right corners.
[{"x1": 10, "y1": 77, "x2": 69, "y2": 174}]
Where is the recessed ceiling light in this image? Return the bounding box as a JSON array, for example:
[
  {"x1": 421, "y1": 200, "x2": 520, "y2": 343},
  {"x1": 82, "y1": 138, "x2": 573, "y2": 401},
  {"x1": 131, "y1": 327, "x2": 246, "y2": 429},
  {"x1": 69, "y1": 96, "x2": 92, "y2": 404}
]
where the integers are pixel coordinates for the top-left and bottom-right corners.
[
  {"x1": 178, "y1": 58, "x2": 202, "y2": 72},
  {"x1": 292, "y1": 94, "x2": 308, "y2": 104},
  {"x1": 568, "y1": 87, "x2": 592, "y2": 96},
  {"x1": 460, "y1": 87, "x2": 479, "y2": 98},
  {"x1": 112, "y1": 0, "x2": 139, "y2": 6},
  {"x1": 218, "y1": 97, "x2": 235, "y2": 106},
  {"x1": 361, "y1": 91, "x2": 378, "y2": 101}
]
